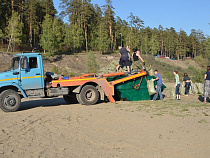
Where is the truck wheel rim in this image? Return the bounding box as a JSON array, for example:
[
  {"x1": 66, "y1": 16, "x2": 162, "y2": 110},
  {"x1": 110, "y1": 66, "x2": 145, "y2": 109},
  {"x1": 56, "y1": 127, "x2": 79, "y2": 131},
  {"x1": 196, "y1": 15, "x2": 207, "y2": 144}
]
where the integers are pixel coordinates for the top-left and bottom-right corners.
[
  {"x1": 4, "y1": 95, "x2": 16, "y2": 107},
  {"x1": 85, "y1": 90, "x2": 95, "y2": 101}
]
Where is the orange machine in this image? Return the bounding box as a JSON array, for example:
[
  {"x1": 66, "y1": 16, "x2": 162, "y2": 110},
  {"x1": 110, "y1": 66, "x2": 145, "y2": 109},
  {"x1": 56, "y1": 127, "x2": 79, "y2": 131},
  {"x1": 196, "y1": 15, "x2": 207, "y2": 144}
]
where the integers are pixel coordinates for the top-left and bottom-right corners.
[{"x1": 51, "y1": 70, "x2": 147, "y2": 104}]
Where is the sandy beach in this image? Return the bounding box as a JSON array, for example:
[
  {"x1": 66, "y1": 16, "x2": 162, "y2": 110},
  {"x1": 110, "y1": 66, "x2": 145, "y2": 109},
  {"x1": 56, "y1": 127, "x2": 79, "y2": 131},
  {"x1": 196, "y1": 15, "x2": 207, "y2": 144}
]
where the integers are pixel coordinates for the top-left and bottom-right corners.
[{"x1": 0, "y1": 93, "x2": 210, "y2": 158}]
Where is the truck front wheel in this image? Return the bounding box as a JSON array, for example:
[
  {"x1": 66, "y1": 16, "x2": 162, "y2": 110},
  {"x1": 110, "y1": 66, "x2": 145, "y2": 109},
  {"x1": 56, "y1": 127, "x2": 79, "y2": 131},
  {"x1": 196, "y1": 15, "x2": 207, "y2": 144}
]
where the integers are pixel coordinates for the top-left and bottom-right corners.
[
  {"x1": 0, "y1": 89, "x2": 21, "y2": 112},
  {"x1": 77, "y1": 85, "x2": 99, "y2": 105}
]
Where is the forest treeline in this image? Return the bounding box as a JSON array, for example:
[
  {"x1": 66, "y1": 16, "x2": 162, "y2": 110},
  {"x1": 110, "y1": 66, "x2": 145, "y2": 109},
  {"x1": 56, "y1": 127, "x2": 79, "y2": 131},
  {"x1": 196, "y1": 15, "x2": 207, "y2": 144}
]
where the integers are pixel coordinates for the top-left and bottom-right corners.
[{"x1": 0, "y1": 0, "x2": 209, "y2": 60}]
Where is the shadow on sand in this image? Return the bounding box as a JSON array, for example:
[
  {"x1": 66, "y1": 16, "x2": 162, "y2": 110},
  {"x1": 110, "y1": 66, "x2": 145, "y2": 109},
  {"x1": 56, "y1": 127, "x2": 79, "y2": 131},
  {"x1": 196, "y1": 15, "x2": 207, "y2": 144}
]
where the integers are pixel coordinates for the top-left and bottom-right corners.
[
  {"x1": 18, "y1": 97, "x2": 69, "y2": 111},
  {"x1": 198, "y1": 95, "x2": 210, "y2": 103}
]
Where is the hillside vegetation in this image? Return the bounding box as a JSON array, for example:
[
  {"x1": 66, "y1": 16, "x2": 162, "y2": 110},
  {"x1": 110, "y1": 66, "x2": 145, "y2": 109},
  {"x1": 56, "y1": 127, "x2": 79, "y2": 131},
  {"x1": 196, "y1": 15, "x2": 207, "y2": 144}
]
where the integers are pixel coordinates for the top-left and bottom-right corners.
[{"x1": 0, "y1": 51, "x2": 207, "y2": 83}]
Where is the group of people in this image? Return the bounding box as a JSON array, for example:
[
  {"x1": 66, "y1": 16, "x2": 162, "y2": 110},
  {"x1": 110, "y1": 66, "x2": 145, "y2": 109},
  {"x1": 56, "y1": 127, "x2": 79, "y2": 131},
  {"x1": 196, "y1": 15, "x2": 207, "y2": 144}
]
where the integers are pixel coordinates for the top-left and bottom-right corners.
[
  {"x1": 151, "y1": 67, "x2": 210, "y2": 103},
  {"x1": 116, "y1": 46, "x2": 145, "y2": 73},
  {"x1": 172, "y1": 67, "x2": 210, "y2": 103},
  {"x1": 116, "y1": 46, "x2": 210, "y2": 103}
]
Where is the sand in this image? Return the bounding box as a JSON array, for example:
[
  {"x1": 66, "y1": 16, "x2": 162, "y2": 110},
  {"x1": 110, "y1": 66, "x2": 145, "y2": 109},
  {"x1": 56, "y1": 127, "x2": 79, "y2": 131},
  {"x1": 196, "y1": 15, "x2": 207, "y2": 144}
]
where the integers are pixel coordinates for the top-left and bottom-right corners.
[{"x1": 0, "y1": 95, "x2": 210, "y2": 158}]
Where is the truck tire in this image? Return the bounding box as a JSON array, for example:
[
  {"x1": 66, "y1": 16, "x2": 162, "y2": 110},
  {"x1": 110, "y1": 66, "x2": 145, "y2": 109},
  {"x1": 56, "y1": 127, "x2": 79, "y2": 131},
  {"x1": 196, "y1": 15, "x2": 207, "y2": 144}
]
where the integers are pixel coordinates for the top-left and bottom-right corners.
[
  {"x1": 77, "y1": 85, "x2": 99, "y2": 105},
  {"x1": 76, "y1": 93, "x2": 84, "y2": 105},
  {"x1": 63, "y1": 94, "x2": 78, "y2": 104},
  {"x1": 0, "y1": 89, "x2": 21, "y2": 112}
]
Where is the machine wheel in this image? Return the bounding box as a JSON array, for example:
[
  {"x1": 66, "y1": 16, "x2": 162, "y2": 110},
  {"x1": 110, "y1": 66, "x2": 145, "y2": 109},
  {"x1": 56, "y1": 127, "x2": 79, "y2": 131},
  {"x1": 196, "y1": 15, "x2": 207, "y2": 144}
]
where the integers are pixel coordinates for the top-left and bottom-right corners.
[
  {"x1": 76, "y1": 93, "x2": 84, "y2": 105},
  {"x1": 77, "y1": 85, "x2": 99, "y2": 105},
  {"x1": 0, "y1": 89, "x2": 21, "y2": 112},
  {"x1": 63, "y1": 93, "x2": 78, "y2": 104}
]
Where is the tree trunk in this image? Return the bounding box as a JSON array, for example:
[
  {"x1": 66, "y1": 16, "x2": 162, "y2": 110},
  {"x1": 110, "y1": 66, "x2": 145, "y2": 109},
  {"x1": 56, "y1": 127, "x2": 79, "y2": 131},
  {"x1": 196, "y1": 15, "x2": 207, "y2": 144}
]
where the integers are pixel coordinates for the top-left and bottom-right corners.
[
  {"x1": 84, "y1": 22, "x2": 88, "y2": 52},
  {"x1": 109, "y1": 22, "x2": 113, "y2": 51},
  {"x1": 113, "y1": 28, "x2": 116, "y2": 50},
  {"x1": 11, "y1": 0, "x2": 14, "y2": 11},
  {"x1": 21, "y1": 0, "x2": 24, "y2": 23},
  {"x1": 29, "y1": 21, "x2": 32, "y2": 47},
  {"x1": 33, "y1": 28, "x2": 36, "y2": 46}
]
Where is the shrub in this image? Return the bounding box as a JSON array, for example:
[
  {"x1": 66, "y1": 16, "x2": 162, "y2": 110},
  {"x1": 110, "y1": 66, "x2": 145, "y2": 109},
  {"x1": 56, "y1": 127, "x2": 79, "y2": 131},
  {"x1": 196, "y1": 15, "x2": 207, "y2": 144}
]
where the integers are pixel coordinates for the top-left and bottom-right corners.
[
  {"x1": 87, "y1": 51, "x2": 98, "y2": 73},
  {"x1": 188, "y1": 66, "x2": 205, "y2": 83},
  {"x1": 51, "y1": 66, "x2": 59, "y2": 74},
  {"x1": 195, "y1": 55, "x2": 209, "y2": 68}
]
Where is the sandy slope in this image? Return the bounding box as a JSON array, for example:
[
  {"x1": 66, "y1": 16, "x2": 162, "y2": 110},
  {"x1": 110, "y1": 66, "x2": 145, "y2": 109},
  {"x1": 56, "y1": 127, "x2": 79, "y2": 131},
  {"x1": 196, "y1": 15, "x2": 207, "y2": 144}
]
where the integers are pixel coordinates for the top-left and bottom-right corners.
[{"x1": 0, "y1": 95, "x2": 210, "y2": 158}]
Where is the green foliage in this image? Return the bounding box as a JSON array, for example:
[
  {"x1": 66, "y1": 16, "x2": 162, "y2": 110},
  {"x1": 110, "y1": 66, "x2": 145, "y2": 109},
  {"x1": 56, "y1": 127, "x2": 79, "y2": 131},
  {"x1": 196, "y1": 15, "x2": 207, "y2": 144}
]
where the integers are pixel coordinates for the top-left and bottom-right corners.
[
  {"x1": 51, "y1": 66, "x2": 59, "y2": 74},
  {"x1": 188, "y1": 66, "x2": 206, "y2": 83},
  {"x1": 163, "y1": 71, "x2": 174, "y2": 82},
  {"x1": 149, "y1": 28, "x2": 159, "y2": 55},
  {"x1": 0, "y1": 0, "x2": 208, "y2": 65},
  {"x1": 87, "y1": 52, "x2": 98, "y2": 73},
  {"x1": 40, "y1": 14, "x2": 62, "y2": 55},
  {"x1": 0, "y1": 29, "x2": 4, "y2": 39},
  {"x1": 53, "y1": 18, "x2": 64, "y2": 51},
  {"x1": 102, "y1": 0, "x2": 115, "y2": 51},
  {"x1": 7, "y1": 11, "x2": 23, "y2": 51},
  {"x1": 64, "y1": 23, "x2": 84, "y2": 52},
  {"x1": 203, "y1": 37, "x2": 210, "y2": 61},
  {"x1": 95, "y1": 20, "x2": 109, "y2": 53},
  {"x1": 194, "y1": 55, "x2": 209, "y2": 68}
]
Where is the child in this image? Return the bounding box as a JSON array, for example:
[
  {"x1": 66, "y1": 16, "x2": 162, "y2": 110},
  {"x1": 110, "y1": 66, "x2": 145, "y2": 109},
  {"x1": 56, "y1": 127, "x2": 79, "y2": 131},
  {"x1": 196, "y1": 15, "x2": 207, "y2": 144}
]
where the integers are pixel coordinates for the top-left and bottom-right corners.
[{"x1": 174, "y1": 70, "x2": 181, "y2": 100}]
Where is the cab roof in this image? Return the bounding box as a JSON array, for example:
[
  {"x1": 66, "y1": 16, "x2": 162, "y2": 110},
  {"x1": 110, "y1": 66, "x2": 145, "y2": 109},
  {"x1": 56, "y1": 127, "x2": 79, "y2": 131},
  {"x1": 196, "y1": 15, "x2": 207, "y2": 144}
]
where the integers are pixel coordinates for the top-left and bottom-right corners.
[{"x1": 13, "y1": 52, "x2": 41, "y2": 57}]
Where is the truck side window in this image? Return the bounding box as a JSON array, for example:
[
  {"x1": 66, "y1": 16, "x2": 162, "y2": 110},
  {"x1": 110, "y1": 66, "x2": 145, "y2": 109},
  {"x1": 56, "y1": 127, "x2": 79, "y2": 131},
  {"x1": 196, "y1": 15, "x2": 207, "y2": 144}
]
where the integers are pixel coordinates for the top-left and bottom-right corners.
[
  {"x1": 29, "y1": 57, "x2": 38, "y2": 69},
  {"x1": 12, "y1": 57, "x2": 20, "y2": 70}
]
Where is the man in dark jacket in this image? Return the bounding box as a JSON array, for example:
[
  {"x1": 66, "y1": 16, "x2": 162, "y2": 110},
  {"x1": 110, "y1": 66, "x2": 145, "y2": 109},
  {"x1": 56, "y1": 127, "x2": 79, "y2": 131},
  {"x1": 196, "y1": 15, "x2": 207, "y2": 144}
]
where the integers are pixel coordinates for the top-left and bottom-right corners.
[{"x1": 116, "y1": 46, "x2": 131, "y2": 73}]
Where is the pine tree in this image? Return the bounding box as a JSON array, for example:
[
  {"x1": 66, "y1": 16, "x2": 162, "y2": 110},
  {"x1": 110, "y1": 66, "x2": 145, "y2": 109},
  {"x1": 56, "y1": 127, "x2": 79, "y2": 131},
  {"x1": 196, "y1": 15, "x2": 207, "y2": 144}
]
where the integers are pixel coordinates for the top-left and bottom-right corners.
[
  {"x1": 80, "y1": 0, "x2": 95, "y2": 52},
  {"x1": 53, "y1": 17, "x2": 64, "y2": 51},
  {"x1": 149, "y1": 28, "x2": 159, "y2": 55},
  {"x1": 39, "y1": 14, "x2": 55, "y2": 55},
  {"x1": 0, "y1": 29, "x2": 5, "y2": 46},
  {"x1": 96, "y1": 19, "x2": 109, "y2": 53},
  {"x1": 25, "y1": 0, "x2": 38, "y2": 47},
  {"x1": 158, "y1": 25, "x2": 164, "y2": 56},
  {"x1": 168, "y1": 27, "x2": 178, "y2": 58},
  {"x1": 87, "y1": 51, "x2": 98, "y2": 73},
  {"x1": 203, "y1": 37, "x2": 210, "y2": 60},
  {"x1": 102, "y1": 0, "x2": 115, "y2": 51},
  {"x1": 7, "y1": 11, "x2": 23, "y2": 51},
  {"x1": 176, "y1": 29, "x2": 188, "y2": 60},
  {"x1": 64, "y1": 23, "x2": 84, "y2": 52}
]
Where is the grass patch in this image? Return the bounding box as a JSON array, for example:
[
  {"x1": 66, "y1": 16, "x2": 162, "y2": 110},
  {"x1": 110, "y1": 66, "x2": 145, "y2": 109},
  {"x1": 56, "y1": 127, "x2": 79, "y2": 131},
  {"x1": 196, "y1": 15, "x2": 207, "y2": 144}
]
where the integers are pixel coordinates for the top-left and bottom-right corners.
[
  {"x1": 198, "y1": 119, "x2": 208, "y2": 123},
  {"x1": 114, "y1": 98, "x2": 210, "y2": 117}
]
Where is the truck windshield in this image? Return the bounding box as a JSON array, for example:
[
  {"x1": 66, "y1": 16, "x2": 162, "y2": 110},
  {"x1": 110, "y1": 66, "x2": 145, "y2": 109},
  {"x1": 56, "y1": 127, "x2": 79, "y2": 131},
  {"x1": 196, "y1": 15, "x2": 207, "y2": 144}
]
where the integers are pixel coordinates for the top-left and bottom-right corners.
[{"x1": 11, "y1": 57, "x2": 20, "y2": 70}]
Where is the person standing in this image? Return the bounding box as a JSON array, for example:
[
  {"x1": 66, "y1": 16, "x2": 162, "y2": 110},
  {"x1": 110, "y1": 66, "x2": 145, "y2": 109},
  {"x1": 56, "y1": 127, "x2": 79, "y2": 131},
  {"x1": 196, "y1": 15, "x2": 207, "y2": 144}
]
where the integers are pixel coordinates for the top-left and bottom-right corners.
[
  {"x1": 132, "y1": 49, "x2": 145, "y2": 63},
  {"x1": 152, "y1": 70, "x2": 163, "y2": 101},
  {"x1": 174, "y1": 71, "x2": 181, "y2": 100},
  {"x1": 132, "y1": 48, "x2": 145, "y2": 71},
  {"x1": 204, "y1": 66, "x2": 210, "y2": 103},
  {"x1": 116, "y1": 46, "x2": 131, "y2": 73},
  {"x1": 182, "y1": 73, "x2": 192, "y2": 96}
]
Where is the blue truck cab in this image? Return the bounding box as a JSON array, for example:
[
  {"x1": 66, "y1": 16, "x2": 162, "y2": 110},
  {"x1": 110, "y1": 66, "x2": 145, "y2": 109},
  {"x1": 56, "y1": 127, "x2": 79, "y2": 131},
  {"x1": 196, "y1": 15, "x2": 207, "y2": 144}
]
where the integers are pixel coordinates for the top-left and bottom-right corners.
[{"x1": 0, "y1": 53, "x2": 47, "y2": 112}]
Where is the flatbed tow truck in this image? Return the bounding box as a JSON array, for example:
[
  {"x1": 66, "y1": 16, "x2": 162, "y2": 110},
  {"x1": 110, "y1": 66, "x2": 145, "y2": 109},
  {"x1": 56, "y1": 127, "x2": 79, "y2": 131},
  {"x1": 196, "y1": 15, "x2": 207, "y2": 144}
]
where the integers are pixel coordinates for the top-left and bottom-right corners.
[{"x1": 0, "y1": 53, "x2": 147, "y2": 112}]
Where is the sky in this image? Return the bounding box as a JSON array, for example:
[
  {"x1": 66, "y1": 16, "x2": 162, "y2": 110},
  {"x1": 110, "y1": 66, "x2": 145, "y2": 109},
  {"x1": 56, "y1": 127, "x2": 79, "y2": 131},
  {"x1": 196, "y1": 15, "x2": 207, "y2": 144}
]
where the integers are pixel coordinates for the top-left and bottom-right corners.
[{"x1": 53, "y1": 0, "x2": 210, "y2": 36}]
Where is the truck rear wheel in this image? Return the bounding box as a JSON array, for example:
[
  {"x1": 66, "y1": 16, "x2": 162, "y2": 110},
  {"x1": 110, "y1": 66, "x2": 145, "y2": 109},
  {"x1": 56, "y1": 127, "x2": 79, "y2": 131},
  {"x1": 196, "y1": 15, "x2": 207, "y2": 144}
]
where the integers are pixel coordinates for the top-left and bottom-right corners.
[
  {"x1": 63, "y1": 93, "x2": 78, "y2": 104},
  {"x1": 77, "y1": 85, "x2": 99, "y2": 105},
  {"x1": 0, "y1": 89, "x2": 21, "y2": 112}
]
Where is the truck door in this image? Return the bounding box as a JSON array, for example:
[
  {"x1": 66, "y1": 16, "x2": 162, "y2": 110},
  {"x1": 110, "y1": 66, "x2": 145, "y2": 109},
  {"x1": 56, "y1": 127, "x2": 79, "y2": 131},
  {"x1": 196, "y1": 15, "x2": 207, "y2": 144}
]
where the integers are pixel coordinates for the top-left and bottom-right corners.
[
  {"x1": 11, "y1": 56, "x2": 21, "y2": 84},
  {"x1": 20, "y1": 56, "x2": 44, "y2": 90}
]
